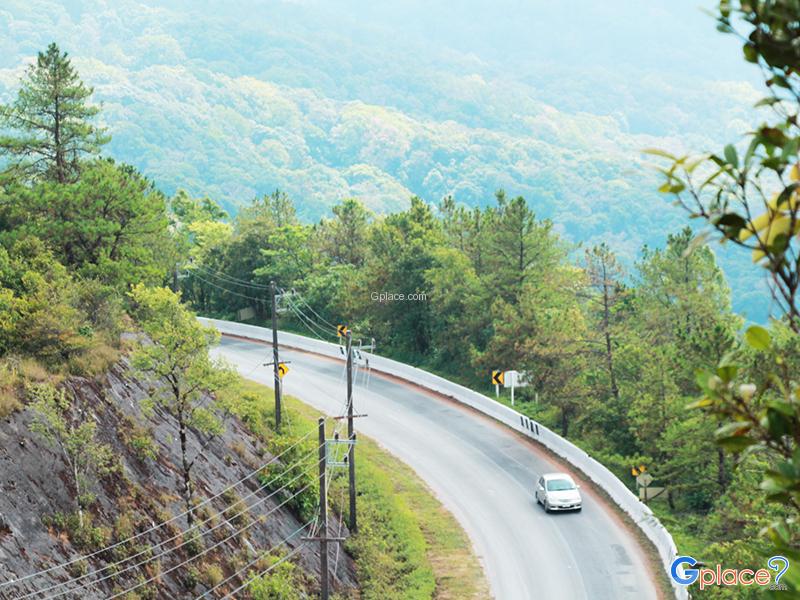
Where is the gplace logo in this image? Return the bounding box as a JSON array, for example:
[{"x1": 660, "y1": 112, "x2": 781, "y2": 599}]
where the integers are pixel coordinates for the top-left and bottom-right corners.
[{"x1": 671, "y1": 555, "x2": 790, "y2": 591}]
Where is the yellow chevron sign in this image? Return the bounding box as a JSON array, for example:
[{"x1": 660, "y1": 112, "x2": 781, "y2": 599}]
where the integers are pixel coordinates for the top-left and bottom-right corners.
[
  {"x1": 337, "y1": 324, "x2": 349, "y2": 337},
  {"x1": 492, "y1": 370, "x2": 504, "y2": 385}
]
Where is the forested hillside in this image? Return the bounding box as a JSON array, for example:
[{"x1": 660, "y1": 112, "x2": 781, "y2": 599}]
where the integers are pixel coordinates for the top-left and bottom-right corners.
[
  {"x1": 2, "y1": 1, "x2": 800, "y2": 597},
  {"x1": 0, "y1": 43, "x2": 487, "y2": 600},
  {"x1": 179, "y1": 184, "x2": 799, "y2": 598},
  {"x1": 0, "y1": 0, "x2": 771, "y2": 319}
]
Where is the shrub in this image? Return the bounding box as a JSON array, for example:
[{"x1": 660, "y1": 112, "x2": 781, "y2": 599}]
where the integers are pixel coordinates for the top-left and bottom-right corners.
[
  {"x1": 43, "y1": 512, "x2": 111, "y2": 552},
  {"x1": 200, "y1": 562, "x2": 225, "y2": 588},
  {"x1": 18, "y1": 358, "x2": 50, "y2": 382},
  {"x1": 183, "y1": 530, "x2": 204, "y2": 557},
  {"x1": 184, "y1": 565, "x2": 200, "y2": 590},
  {"x1": 67, "y1": 342, "x2": 120, "y2": 377},
  {"x1": 248, "y1": 555, "x2": 301, "y2": 600},
  {"x1": 0, "y1": 387, "x2": 20, "y2": 418},
  {"x1": 222, "y1": 490, "x2": 250, "y2": 529},
  {"x1": 129, "y1": 431, "x2": 157, "y2": 461},
  {"x1": 0, "y1": 361, "x2": 21, "y2": 418}
]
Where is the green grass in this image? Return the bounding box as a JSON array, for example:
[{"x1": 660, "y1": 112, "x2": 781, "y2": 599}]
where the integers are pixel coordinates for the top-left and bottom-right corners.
[{"x1": 224, "y1": 378, "x2": 489, "y2": 600}]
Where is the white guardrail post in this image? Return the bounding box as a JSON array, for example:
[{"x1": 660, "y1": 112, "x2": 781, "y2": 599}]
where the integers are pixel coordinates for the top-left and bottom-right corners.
[{"x1": 201, "y1": 317, "x2": 687, "y2": 600}]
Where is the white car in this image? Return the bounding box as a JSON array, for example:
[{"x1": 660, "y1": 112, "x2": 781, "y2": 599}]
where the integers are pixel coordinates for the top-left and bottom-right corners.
[{"x1": 535, "y1": 473, "x2": 582, "y2": 512}]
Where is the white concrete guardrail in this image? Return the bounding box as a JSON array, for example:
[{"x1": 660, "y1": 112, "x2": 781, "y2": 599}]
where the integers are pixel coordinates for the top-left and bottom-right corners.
[{"x1": 201, "y1": 317, "x2": 686, "y2": 599}]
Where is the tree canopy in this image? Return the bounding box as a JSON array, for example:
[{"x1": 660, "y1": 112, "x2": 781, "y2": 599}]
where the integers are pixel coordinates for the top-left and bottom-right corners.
[{"x1": 0, "y1": 43, "x2": 108, "y2": 184}]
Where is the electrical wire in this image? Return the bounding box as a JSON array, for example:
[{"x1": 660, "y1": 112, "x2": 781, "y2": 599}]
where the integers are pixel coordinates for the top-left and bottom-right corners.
[
  {"x1": 36, "y1": 460, "x2": 317, "y2": 599},
  {"x1": 103, "y1": 481, "x2": 315, "y2": 600},
  {"x1": 0, "y1": 428, "x2": 316, "y2": 592},
  {"x1": 196, "y1": 518, "x2": 314, "y2": 598},
  {"x1": 191, "y1": 264, "x2": 271, "y2": 291},
  {"x1": 282, "y1": 287, "x2": 369, "y2": 341},
  {"x1": 222, "y1": 543, "x2": 307, "y2": 599},
  {"x1": 25, "y1": 446, "x2": 320, "y2": 599},
  {"x1": 191, "y1": 272, "x2": 265, "y2": 303},
  {"x1": 190, "y1": 267, "x2": 369, "y2": 347},
  {"x1": 284, "y1": 297, "x2": 334, "y2": 340},
  {"x1": 284, "y1": 298, "x2": 338, "y2": 342},
  {"x1": 281, "y1": 288, "x2": 338, "y2": 331}
]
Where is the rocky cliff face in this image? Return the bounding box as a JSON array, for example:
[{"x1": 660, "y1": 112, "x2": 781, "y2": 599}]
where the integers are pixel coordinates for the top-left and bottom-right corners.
[{"x1": 0, "y1": 361, "x2": 356, "y2": 599}]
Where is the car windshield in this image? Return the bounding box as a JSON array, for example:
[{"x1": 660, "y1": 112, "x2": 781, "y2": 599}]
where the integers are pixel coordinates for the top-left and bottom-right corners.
[{"x1": 546, "y1": 479, "x2": 575, "y2": 492}]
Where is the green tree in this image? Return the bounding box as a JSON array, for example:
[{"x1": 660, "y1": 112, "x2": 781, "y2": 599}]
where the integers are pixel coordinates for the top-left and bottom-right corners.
[
  {"x1": 170, "y1": 189, "x2": 228, "y2": 227},
  {"x1": 479, "y1": 265, "x2": 588, "y2": 436},
  {"x1": 260, "y1": 189, "x2": 297, "y2": 228},
  {"x1": 584, "y1": 243, "x2": 626, "y2": 401},
  {"x1": 424, "y1": 246, "x2": 489, "y2": 377},
  {"x1": 129, "y1": 284, "x2": 236, "y2": 526},
  {"x1": 6, "y1": 160, "x2": 171, "y2": 288},
  {"x1": 439, "y1": 197, "x2": 493, "y2": 273},
  {"x1": 318, "y1": 198, "x2": 371, "y2": 267},
  {"x1": 357, "y1": 197, "x2": 442, "y2": 356},
  {"x1": 0, "y1": 43, "x2": 108, "y2": 183},
  {"x1": 485, "y1": 191, "x2": 564, "y2": 304},
  {"x1": 28, "y1": 382, "x2": 115, "y2": 526},
  {"x1": 0, "y1": 237, "x2": 88, "y2": 362}
]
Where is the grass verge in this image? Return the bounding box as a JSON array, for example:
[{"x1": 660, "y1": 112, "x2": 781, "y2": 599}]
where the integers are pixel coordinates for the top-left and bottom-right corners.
[{"x1": 228, "y1": 377, "x2": 489, "y2": 600}]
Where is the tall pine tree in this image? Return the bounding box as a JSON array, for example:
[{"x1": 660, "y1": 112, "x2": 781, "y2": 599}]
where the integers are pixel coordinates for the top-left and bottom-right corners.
[{"x1": 0, "y1": 43, "x2": 108, "y2": 183}]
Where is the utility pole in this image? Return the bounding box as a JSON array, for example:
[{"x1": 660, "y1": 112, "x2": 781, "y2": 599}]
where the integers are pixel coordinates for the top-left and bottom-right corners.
[
  {"x1": 318, "y1": 417, "x2": 329, "y2": 600},
  {"x1": 271, "y1": 281, "x2": 282, "y2": 433},
  {"x1": 346, "y1": 330, "x2": 357, "y2": 533}
]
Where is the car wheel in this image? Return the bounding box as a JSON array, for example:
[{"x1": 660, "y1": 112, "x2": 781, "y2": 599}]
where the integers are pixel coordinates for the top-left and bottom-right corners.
[
  {"x1": 544, "y1": 500, "x2": 551, "y2": 513},
  {"x1": 575, "y1": 506, "x2": 582, "y2": 512}
]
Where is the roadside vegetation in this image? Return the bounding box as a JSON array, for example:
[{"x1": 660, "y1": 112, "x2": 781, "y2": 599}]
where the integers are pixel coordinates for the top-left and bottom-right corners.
[
  {"x1": 2, "y1": 4, "x2": 800, "y2": 595},
  {"x1": 0, "y1": 42, "x2": 486, "y2": 598},
  {"x1": 171, "y1": 7, "x2": 800, "y2": 598},
  {"x1": 225, "y1": 379, "x2": 488, "y2": 600}
]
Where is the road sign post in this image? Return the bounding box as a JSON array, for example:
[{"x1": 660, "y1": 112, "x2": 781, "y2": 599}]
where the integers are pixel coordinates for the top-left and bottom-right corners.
[
  {"x1": 632, "y1": 465, "x2": 657, "y2": 504},
  {"x1": 491, "y1": 370, "x2": 504, "y2": 397},
  {"x1": 502, "y1": 370, "x2": 528, "y2": 406}
]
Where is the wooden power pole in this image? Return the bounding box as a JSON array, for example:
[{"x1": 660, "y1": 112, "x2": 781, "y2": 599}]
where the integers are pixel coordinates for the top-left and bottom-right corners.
[
  {"x1": 271, "y1": 280, "x2": 282, "y2": 433},
  {"x1": 318, "y1": 417, "x2": 329, "y2": 600},
  {"x1": 346, "y1": 331, "x2": 357, "y2": 533}
]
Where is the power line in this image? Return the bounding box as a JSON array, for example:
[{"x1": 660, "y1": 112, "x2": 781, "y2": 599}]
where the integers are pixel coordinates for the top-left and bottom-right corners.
[
  {"x1": 224, "y1": 544, "x2": 307, "y2": 599},
  {"x1": 25, "y1": 446, "x2": 320, "y2": 599},
  {"x1": 191, "y1": 272, "x2": 265, "y2": 303},
  {"x1": 196, "y1": 518, "x2": 313, "y2": 598},
  {"x1": 103, "y1": 481, "x2": 315, "y2": 600},
  {"x1": 189, "y1": 267, "x2": 369, "y2": 345},
  {"x1": 283, "y1": 287, "x2": 370, "y2": 341},
  {"x1": 282, "y1": 288, "x2": 338, "y2": 331},
  {"x1": 1, "y1": 428, "x2": 316, "y2": 592},
  {"x1": 35, "y1": 463, "x2": 318, "y2": 600},
  {"x1": 190, "y1": 264, "x2": 271, "y2": 290},
  {"x1": 284, "y1": 298, "x2": 338, "y2": 341}
]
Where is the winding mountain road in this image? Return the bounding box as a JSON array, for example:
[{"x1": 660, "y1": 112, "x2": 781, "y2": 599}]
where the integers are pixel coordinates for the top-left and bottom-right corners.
[{"x1": 211, "y1": 335, "x2": 660, "y2": 600}]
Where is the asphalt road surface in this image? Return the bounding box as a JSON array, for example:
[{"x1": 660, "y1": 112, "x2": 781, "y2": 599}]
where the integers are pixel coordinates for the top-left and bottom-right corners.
[{"x1": 212, "y1": 336, "x2": 660, "y2": 600}]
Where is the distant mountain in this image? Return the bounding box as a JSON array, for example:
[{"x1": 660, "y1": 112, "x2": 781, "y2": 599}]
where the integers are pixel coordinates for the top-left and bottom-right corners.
[{"x1": 0, "y1": 0, "x2": 772, "y2": 319}]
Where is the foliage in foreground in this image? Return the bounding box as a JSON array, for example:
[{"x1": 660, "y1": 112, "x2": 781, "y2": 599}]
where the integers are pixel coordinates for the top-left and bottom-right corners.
[{"x1": 649, "y1": 1, "x2": 800, "y2": 592}]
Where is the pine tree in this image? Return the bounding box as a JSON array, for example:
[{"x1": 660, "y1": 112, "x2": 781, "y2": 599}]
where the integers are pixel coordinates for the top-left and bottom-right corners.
[{"x1": 0, "y1": 43, "x2": 108, "y2": 183}]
